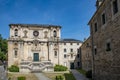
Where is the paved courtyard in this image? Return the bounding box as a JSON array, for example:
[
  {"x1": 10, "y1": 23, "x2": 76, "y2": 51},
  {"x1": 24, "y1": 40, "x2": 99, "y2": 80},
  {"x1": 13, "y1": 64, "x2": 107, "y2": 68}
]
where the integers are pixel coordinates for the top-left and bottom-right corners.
[
  {"x1": 71, "y1": 69, "x2": 89, "y2": 80},
  {"x1": 0, "y1": 65, "x2": 7, "y2": 80},
  {"x1": 34, "y1": 73, "x2": 51, "y2": 80}
]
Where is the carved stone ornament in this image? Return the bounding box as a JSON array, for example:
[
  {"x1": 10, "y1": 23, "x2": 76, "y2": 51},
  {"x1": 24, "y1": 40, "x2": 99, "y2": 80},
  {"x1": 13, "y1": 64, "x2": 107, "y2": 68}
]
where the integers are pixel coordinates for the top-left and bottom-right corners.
[{"x1": 33, "y1": 31, "x2": 39, "y2": 37}]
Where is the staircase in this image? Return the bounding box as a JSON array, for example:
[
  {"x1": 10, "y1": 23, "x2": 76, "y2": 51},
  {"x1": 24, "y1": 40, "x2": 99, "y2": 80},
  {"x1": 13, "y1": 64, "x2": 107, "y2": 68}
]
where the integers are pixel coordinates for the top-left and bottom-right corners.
[{"x1": 20, "y1": 61, "x2": 53, "y2": 72}]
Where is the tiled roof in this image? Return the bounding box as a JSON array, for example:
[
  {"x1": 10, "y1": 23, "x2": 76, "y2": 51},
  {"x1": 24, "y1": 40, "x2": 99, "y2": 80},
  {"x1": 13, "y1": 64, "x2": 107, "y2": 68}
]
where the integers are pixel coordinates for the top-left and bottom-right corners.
[
  {"x1": 60, "y1": 39, "x2": 83, "y2": 43},
  {"x1": 9, "y1": 24, "x2": 61, "y2": 28}
]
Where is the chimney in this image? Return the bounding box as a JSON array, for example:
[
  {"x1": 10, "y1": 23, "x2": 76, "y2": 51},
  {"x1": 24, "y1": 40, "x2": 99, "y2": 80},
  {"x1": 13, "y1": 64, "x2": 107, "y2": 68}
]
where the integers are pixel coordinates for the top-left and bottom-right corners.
[{"x1": 96, "y1": 0, "x2": 103, "y2": 9}]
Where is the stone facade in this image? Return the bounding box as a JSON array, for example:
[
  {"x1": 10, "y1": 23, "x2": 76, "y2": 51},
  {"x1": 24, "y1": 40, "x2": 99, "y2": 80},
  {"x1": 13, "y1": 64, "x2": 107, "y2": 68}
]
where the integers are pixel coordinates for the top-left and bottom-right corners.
[
  {"x1": 81, "y1": 37, "x2": 92, "y2": 71},
  {"x1": 88, "y1": 0, "x2": 120, "y2": 80},
  {"x1": 8, "y1": 24, "x2": 82, "y2": 72}
]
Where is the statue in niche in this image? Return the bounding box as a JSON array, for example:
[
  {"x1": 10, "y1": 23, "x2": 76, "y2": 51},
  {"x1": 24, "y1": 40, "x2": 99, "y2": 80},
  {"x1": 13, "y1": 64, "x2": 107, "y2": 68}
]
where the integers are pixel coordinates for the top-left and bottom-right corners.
[
  {"x1": 23, "y1": 30, "x2": 28, "y2": 38},
  {"x1": 31, "y1": 40, "x2": 41, "y2": 51}
]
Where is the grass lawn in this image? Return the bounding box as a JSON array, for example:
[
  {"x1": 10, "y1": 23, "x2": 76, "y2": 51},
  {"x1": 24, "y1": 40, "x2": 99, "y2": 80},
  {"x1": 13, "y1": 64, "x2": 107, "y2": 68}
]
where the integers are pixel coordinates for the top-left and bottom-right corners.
[
  {"x1": 44, "y1": 71, "x2": 76, "y2": 80},
  {"x1": 64, "y1": 72, "x2": 76, "y2": 80},
  {"x1": 8, "y1": 72, "x2": 38, "y2": 80},
  {"x1": 77, "y1": 69, "x2": 86, "y2": 76}
]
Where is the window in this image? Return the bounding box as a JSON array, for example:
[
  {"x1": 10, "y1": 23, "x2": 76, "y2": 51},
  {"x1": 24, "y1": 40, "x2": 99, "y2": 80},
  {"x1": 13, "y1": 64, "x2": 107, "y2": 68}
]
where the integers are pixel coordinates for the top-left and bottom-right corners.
[
  {"x1": 54, "y1": 51, "x2": 57, "y2": 57},
  {"x1": 94, "y1": 48, "x2": 97, "y2": 55},
  {"x1": 77, "y1": 54, "x2": 79, "y2": 58},
  {"x1": 113, "y1": 0, "x2": 118, "y2": 15},
  {"x1": 64, "y1": 54, "x2": 67, "y2": 58},
  {"x1": 14, "y1": 29, "x2": 18, "y2": 36},
  {"x1": 70, "y1": 49, "x2": 73, "y2": 52},
  {"x1": 53, "y1": 30, "x2": 57, "y2": 37},
  {"x1": 70, "y1": 43, "x2": 73, "y2": 45},
  {"x1": 106, "y1": 42, "x2": 111, "y2": 51},
  {"x1": 102, "y1": 13, "x2": 106, "y2": 25},
  {"x1": 86, "y1": 43, "x2": 89, "y2": 47},
  {"x1": 14, "y1": 50, "x2": 17, "y2": 58},
  {"x1": 77, "y1": 49, "x2": 80, "y2": 53},
  {"x1": 77, "y1": 62, "x2": 80, "y2": 67},
  {"x1": 64, "y1": 43, "x2": 66, "y2": 45},
  {"x1": 94, "y1": 22, "x2": 97, "y2": 32},
  {"x1": 64, "y1": 62, "x2": 67, "y2": 67},
  {"x1": 64, "y1": 48, "x2": 67, "y2": 52},
  {"x1": 77, "y1": 43, "x2": 79, "y2": 45}
]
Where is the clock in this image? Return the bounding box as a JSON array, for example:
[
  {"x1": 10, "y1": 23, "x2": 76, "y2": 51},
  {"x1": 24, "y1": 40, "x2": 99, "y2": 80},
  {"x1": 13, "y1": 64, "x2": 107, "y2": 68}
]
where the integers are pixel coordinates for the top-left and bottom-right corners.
[{"x1": 33, "y1": 31, "x2": 39, "y2": 37}]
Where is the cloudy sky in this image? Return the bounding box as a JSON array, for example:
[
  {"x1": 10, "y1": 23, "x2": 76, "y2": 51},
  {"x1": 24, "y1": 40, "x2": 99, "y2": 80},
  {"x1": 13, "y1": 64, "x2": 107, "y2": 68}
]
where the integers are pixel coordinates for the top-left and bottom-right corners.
[{"x1": 0, "y1": 0, "x2": 96, "y2": 41}]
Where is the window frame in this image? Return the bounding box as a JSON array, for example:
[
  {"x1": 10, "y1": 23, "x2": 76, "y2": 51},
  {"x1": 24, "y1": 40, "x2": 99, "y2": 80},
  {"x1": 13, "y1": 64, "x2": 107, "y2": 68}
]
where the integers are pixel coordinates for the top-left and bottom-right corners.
[
  {"x1": 113, "y1": 0, "x2": 118, "y2": 15},
  {"x1": 14, "y1": 29, "x2": 18, "y2": 37},
  {"x1": 101, "y1": 13, "x2": 106, "y2": 25}
]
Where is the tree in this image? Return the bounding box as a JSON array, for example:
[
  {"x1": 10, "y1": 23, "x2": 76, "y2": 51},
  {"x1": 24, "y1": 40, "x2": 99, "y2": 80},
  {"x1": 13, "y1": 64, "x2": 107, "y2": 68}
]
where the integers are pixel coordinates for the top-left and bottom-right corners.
[{"x1": 0, "y1": 34, "x2": 7, "y2": 61}]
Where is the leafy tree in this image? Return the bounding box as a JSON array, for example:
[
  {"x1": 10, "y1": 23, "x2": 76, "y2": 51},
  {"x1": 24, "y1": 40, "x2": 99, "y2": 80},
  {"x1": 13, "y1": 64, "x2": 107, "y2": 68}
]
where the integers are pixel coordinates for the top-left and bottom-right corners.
[{"x1": 0, "y1": 34, "x2": 7, "y2": 61}]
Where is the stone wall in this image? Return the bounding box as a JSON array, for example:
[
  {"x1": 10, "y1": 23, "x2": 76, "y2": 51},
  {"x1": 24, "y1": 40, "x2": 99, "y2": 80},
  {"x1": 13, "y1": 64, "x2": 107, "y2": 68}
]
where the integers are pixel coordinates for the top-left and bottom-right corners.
[
  {"x1": 88, "y1": 0, "x2": 120, "y2": 80},
  {"x1": 81, "y1": 37, "x2": 92, "y2": 71}
]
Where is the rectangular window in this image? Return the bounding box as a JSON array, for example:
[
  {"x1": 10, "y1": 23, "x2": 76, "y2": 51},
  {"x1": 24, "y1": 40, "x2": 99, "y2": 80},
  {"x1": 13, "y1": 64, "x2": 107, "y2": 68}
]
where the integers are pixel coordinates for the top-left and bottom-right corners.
[
  {"x1": 64, "y1": 54, "x2": 67, "y2": 58},
  {"x1": 106, "y1": 42, "x2": 111, "y2": 51},
  {"x1": 70, "y1": 49, "x2": 73, "y2": 52},
  {"x1": 94, "y1": 48, "x2": 97, "y2": 55},
  {"x1": 77, "y1": 43, "x2": 79, "y2": 45},
  {"x1": 64, "y1": 49, "x2": 67, "y2": 52},
  {"x1": 94, "y1": 22, "x2": 97, "y2": 32},
  {"x1": 64, "y1": 43, "x2": 66, "y2": 45},
  {"x1": 113, "y1": 0, "x2": 118, "y2": 15},
  {"x1": 77, "y1": 54, "x2": 79, "y2": 58},
  {"x1": 102, "y1": 13, "x2": 106, "y2": 25},
  {"x1": 15, "y1": 50, "x2": 17, "y2": 58},
  {"x1": 70, "y1": 43, "x2": 73, "y2": 45},
  {"x1": 77, "y1": 49, "x2": 80, "y2": 53},
  {"x1": 77, "y1": 62, "x2": 80, "y2": 66},
  {"x1": 64, "y1": 62, "x2": 67, "y2": 67}
]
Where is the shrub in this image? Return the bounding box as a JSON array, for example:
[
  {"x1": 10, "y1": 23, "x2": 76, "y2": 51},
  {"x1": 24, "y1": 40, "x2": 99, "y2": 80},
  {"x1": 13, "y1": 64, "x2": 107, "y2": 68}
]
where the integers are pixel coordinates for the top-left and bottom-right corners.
[
  {"x1": 54, "y1": 65, "x2": 67, "y2": 71},
  {"x1": 8, "y1": 65, "x2": 19, "y2": 72},
  {"x1": 55, "y1": 75, "x2": 63, "y2": 80},
  {"x1": 86, "y1": 70, "x2": 92, "y2": 78},
  {"x1": 17, "y1": 76, "x2": 26, "y2": 80},
  {"x1": 64, "y1": 73, "x2": 76, "y2": 80}
]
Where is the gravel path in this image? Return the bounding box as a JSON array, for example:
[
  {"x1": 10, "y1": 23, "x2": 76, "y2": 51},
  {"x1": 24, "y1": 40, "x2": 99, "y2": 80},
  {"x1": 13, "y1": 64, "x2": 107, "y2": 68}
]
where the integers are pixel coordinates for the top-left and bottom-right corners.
[
  {"x1": 0, "y1": 65, "x2": 7, "y2": 80},
  {"x1": 71, "y1": 69, "x2": 89, "y2": 80},
  {"x1": 34, "y1": 73, "x2": 51, "y2": 80}
]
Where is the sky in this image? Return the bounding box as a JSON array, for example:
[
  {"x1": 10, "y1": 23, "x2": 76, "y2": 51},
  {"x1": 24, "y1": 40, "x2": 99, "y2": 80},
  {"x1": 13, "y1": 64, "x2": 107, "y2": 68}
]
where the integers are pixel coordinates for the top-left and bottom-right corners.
[{"x1": 0, "y1": 0, "x2": 96, "y2": 41}]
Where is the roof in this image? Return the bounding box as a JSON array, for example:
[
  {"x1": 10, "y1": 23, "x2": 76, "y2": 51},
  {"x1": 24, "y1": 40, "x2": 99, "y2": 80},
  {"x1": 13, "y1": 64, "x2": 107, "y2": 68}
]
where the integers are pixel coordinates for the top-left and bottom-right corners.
[
  {"x1": 60, "y1": 39, "x2": 83, "y2": 43},
  {"x1": 9, "y1": 24, "x2": 61, "y2": 28},
  {"x1": 88, "y1": 0, "x2": 105, "y2": 25}
]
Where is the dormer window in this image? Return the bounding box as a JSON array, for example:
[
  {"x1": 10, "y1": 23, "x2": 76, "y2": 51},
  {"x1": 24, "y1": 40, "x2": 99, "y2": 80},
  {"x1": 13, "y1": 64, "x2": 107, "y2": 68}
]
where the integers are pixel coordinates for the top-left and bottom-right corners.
[
  {"x1": 53, "y1": 30, "x2": 57, "y2": 37},
  {"x1": 14, "y1": 29, "x2": 18, "y2": 36}
]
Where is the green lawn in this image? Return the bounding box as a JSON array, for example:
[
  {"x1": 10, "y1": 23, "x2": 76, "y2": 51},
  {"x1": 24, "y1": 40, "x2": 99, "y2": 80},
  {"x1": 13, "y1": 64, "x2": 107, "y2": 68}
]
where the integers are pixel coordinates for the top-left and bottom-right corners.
[
  {"x1": 44, "y1": 71, "x2": 76, "y2": 80},
  {"x1": 64, "y1": 72, "x2": 76, "y2": 80}
]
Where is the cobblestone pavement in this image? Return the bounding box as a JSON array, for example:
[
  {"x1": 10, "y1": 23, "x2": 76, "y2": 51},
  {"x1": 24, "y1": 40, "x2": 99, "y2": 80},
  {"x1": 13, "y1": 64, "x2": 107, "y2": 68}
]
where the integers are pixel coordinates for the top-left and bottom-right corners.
[
  {"x1": 34, "y1": 73, "x2": 51, "y2": 80},
  {"x1": 0, "y1": 65, "x2": 7, "y2": 80},
  {"x1": 71, "y1": 69, "x2": 89, "y2": 80}
]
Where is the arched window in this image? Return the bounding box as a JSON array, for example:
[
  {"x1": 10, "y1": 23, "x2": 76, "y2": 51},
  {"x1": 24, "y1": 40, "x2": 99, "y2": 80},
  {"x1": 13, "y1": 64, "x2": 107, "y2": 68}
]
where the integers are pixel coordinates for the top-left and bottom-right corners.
[
  {"x1": 53, "y1": 30, "x2": 57, "y2": 37},
  {"x1": 14, "y1": 29, "x2": 18, "y2": 36}
]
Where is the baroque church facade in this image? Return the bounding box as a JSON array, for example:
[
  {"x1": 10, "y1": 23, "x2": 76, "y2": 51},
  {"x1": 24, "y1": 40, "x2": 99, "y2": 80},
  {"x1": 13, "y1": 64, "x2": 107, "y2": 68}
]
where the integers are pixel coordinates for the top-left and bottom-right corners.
[{"x1": 8, "y1": 24, "x2": 82, "y2": 72}]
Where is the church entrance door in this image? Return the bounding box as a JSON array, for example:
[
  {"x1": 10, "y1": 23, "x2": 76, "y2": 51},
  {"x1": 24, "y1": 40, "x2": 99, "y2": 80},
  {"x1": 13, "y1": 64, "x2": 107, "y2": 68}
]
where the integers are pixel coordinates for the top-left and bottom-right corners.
[{"x1": 33, "y1": 53, "x2": 39, "y2": 61}]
